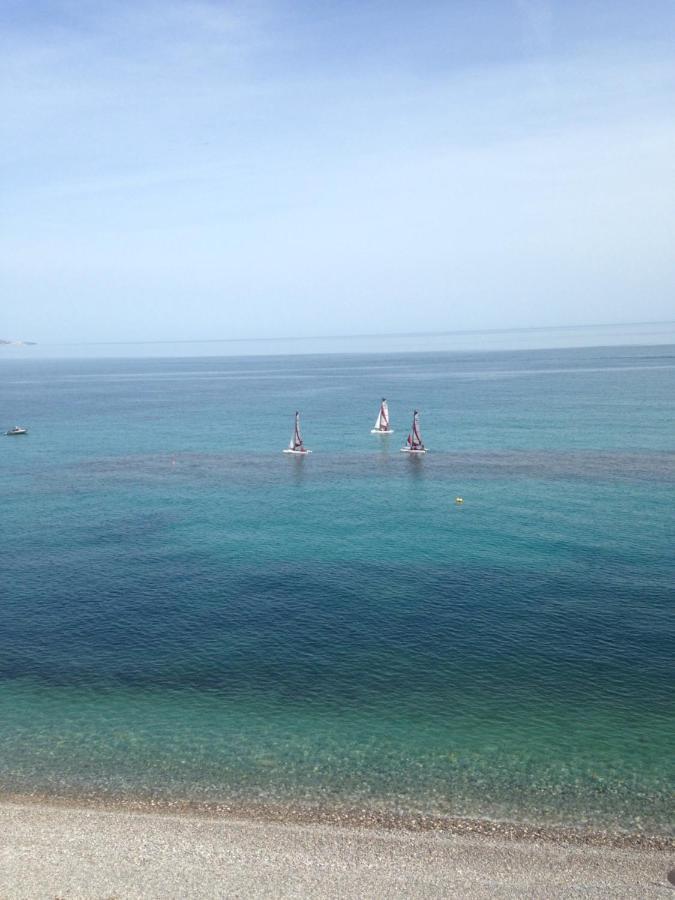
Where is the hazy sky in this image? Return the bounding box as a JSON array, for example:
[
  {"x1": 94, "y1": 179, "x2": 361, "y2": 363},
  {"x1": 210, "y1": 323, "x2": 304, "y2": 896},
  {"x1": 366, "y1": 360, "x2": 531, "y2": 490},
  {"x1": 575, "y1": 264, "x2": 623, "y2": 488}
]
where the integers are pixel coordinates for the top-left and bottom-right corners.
[{"x1": 2, "y1": 0, "x2": 674, "y2": 345}]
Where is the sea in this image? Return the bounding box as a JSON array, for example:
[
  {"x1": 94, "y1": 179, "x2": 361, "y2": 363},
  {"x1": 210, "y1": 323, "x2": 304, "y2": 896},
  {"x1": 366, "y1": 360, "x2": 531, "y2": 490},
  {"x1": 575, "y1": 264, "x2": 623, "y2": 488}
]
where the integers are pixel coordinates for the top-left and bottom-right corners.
[{"x1": 1, "y1": 333, "x2": 673, "y2": 834}]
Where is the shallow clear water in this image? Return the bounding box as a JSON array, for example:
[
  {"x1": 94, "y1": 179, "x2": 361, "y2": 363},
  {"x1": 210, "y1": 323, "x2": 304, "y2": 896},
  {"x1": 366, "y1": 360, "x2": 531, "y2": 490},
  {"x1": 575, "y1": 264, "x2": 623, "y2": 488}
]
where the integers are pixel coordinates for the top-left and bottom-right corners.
[{"x1": 0, "y1": 344, "x2": 673, "y2": 832}]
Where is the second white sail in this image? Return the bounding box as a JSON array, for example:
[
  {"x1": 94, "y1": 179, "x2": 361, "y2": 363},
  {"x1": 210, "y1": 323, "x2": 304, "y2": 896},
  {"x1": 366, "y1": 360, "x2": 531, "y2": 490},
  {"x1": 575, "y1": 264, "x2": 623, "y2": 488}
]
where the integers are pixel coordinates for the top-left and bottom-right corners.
[{"x1": 371, "y1": 398, "x2": 393, "y2": 434}]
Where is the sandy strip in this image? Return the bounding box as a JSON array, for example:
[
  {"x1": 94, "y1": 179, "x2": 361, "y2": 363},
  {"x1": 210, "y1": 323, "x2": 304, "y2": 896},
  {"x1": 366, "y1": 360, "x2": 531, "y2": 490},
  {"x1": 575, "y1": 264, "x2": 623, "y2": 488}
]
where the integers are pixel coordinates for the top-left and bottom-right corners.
[{"x1": 0, "y1": 801, "x2": 672, "y2": 899}]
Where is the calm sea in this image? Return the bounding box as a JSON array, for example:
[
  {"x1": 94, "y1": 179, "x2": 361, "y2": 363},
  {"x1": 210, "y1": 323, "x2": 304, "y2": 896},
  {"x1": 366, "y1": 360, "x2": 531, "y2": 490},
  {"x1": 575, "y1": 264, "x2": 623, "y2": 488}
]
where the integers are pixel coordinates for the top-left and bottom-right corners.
[{"x1": 1, "y1": 343, "x2": 673, "y2": 832}]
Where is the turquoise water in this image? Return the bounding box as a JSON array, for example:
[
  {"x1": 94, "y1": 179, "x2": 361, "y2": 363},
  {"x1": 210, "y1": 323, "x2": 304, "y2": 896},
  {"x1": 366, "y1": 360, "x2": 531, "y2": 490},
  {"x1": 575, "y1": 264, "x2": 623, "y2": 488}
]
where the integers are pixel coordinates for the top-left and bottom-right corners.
[{"x1": 0, "y1": 345, "x2": 673, "y2": 832}]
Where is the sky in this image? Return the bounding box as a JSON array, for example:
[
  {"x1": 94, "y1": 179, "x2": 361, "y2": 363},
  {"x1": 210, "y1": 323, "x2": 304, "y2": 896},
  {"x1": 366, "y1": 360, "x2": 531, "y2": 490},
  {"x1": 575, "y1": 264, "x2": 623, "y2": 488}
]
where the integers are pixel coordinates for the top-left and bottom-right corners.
[{"x1": 2, "y1": 0, "x2": 674, "y2": 347}]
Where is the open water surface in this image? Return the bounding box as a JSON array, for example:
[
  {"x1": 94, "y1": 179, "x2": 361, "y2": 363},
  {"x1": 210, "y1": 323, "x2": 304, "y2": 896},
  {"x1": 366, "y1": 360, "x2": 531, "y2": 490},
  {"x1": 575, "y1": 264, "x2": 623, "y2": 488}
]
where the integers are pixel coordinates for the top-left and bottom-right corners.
[{"x1": 0, "y1": 344, "x2": 673, "y2": 832}]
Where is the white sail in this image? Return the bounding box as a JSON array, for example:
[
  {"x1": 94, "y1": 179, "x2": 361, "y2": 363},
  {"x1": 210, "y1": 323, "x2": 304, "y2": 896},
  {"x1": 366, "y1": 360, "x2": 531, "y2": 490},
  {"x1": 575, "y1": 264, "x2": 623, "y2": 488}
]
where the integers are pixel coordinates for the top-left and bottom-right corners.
[
  {"x1": 371, "y1": 398, "x2": 392, "y2": 433},
  {"x1": 411, "y1": 410, "x2": 422, "y2": 448}
]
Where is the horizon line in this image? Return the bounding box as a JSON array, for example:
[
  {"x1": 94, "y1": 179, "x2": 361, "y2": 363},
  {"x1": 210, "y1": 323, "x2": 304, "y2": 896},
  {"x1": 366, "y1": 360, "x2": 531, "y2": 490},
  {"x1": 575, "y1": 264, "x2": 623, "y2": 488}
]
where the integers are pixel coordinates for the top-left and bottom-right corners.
[{"x1": 12, "y1": 319, "x2": 675, "y2": 348}]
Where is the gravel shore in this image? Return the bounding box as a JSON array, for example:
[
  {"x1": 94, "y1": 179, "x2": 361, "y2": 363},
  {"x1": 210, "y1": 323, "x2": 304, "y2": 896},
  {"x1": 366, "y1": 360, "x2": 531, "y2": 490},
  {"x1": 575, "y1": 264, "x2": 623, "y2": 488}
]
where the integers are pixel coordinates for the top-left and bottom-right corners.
[{"x1": 0, "y1": 801, "x2": 672, "y2": 898}]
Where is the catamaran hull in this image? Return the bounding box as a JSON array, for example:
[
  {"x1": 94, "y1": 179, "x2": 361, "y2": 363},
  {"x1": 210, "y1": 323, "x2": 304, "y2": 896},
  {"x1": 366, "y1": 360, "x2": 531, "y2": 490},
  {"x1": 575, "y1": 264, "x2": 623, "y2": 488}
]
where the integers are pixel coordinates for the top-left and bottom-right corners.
[
  {"x1": 371, "y1": 429, "x2": 394, "y2": 434},
  {"x1": 400, "y1": 447, "x2": 427, "y2": 454},
  {"x1": 283, "y1": 449, "x2": 312, "y2": 454}
]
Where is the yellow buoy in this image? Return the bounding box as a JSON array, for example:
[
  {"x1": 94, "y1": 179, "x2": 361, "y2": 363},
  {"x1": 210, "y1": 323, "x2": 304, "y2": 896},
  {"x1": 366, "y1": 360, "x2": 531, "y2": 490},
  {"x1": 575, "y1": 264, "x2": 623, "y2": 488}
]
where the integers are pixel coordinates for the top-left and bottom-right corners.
[{"x1": 455, "y1": 497, "x2": 464, "y2": 504}]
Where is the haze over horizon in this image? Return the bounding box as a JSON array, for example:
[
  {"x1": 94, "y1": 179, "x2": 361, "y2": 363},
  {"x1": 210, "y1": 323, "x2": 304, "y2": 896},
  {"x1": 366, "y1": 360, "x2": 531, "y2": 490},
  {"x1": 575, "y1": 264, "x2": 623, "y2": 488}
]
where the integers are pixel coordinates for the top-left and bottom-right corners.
[{"x1": 2, "y1": 1, "x2": 674, "y2": 346}]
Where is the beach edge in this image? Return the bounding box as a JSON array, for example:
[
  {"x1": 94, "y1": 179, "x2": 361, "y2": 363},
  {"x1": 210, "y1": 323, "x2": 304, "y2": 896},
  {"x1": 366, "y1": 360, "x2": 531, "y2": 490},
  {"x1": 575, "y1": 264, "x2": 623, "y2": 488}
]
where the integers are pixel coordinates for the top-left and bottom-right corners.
[{"x1": 1, "y1": 792, "x2": 672, "y2": 850}]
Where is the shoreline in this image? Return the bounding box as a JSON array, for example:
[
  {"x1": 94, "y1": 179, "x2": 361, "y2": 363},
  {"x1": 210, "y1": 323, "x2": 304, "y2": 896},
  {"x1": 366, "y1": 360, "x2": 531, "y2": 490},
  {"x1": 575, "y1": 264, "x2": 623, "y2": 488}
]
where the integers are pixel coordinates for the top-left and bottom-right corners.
[
  {"x1": 1, "y1": 798, "x2": 672, "y2": 898},
  {"x1": 2, "y1": 791, "x2": 672, "y2": 851}
]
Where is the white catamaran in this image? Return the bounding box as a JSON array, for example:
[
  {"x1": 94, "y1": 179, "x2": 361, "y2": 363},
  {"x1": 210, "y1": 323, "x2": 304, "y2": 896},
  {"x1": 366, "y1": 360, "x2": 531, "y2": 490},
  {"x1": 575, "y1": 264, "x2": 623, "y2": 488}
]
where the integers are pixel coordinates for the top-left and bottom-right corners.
[
  {"x1": 371, "y1": 398, "x2": 393, "y2": 434},
  {"x1": 283, "y1": 411, "x2": 312, "y2": 454},
  {"x1": 401, "y1": 410, "x2": 427, "y2": 454}
]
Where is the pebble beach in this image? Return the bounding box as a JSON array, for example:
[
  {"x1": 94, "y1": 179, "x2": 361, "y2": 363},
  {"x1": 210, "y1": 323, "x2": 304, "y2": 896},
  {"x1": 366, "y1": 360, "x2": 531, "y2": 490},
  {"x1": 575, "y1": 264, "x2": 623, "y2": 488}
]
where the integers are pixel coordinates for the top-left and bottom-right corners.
[{"x1": 1, "y1": 800, "x2": 673, "y2": 898}]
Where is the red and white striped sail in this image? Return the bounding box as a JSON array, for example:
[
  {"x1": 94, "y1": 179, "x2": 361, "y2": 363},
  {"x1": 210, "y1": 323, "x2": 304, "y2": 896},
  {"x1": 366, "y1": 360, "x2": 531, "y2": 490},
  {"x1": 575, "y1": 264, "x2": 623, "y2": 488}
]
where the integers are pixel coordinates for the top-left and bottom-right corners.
[
  {"x1": 372, "y1": 398, "x2": 391, "y2": 432},
  {"x1": 403, "y1": 410, "x2": 426, "y2": 451},
  {"x1": 289, "y1": 411, "x2": 304, "y2": 450},
  {"x1": 283, "y1": 411, "x2": 311, "y2": 453}
]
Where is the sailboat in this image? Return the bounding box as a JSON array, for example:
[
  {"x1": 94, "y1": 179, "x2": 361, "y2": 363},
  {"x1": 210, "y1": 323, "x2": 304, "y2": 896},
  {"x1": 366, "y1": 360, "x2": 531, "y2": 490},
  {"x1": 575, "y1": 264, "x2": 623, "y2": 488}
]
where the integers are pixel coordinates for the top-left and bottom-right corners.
[
  {"x1": 283, "y1": 411, "x2": 312, "y2": 454},
  {"x1": 370, "y1": 398, "x2": 393, "y2": 434},
  {"x1": 400, "y1": 410, "x2": 427, "y2": 454}
]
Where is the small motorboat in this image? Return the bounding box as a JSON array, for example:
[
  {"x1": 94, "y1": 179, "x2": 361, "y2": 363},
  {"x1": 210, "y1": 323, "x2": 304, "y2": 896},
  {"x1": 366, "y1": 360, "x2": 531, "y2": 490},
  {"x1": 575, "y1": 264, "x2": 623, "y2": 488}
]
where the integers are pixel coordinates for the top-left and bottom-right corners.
[{"x1": 5, "y1": 426, "x2": 28, "y2": 436}]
